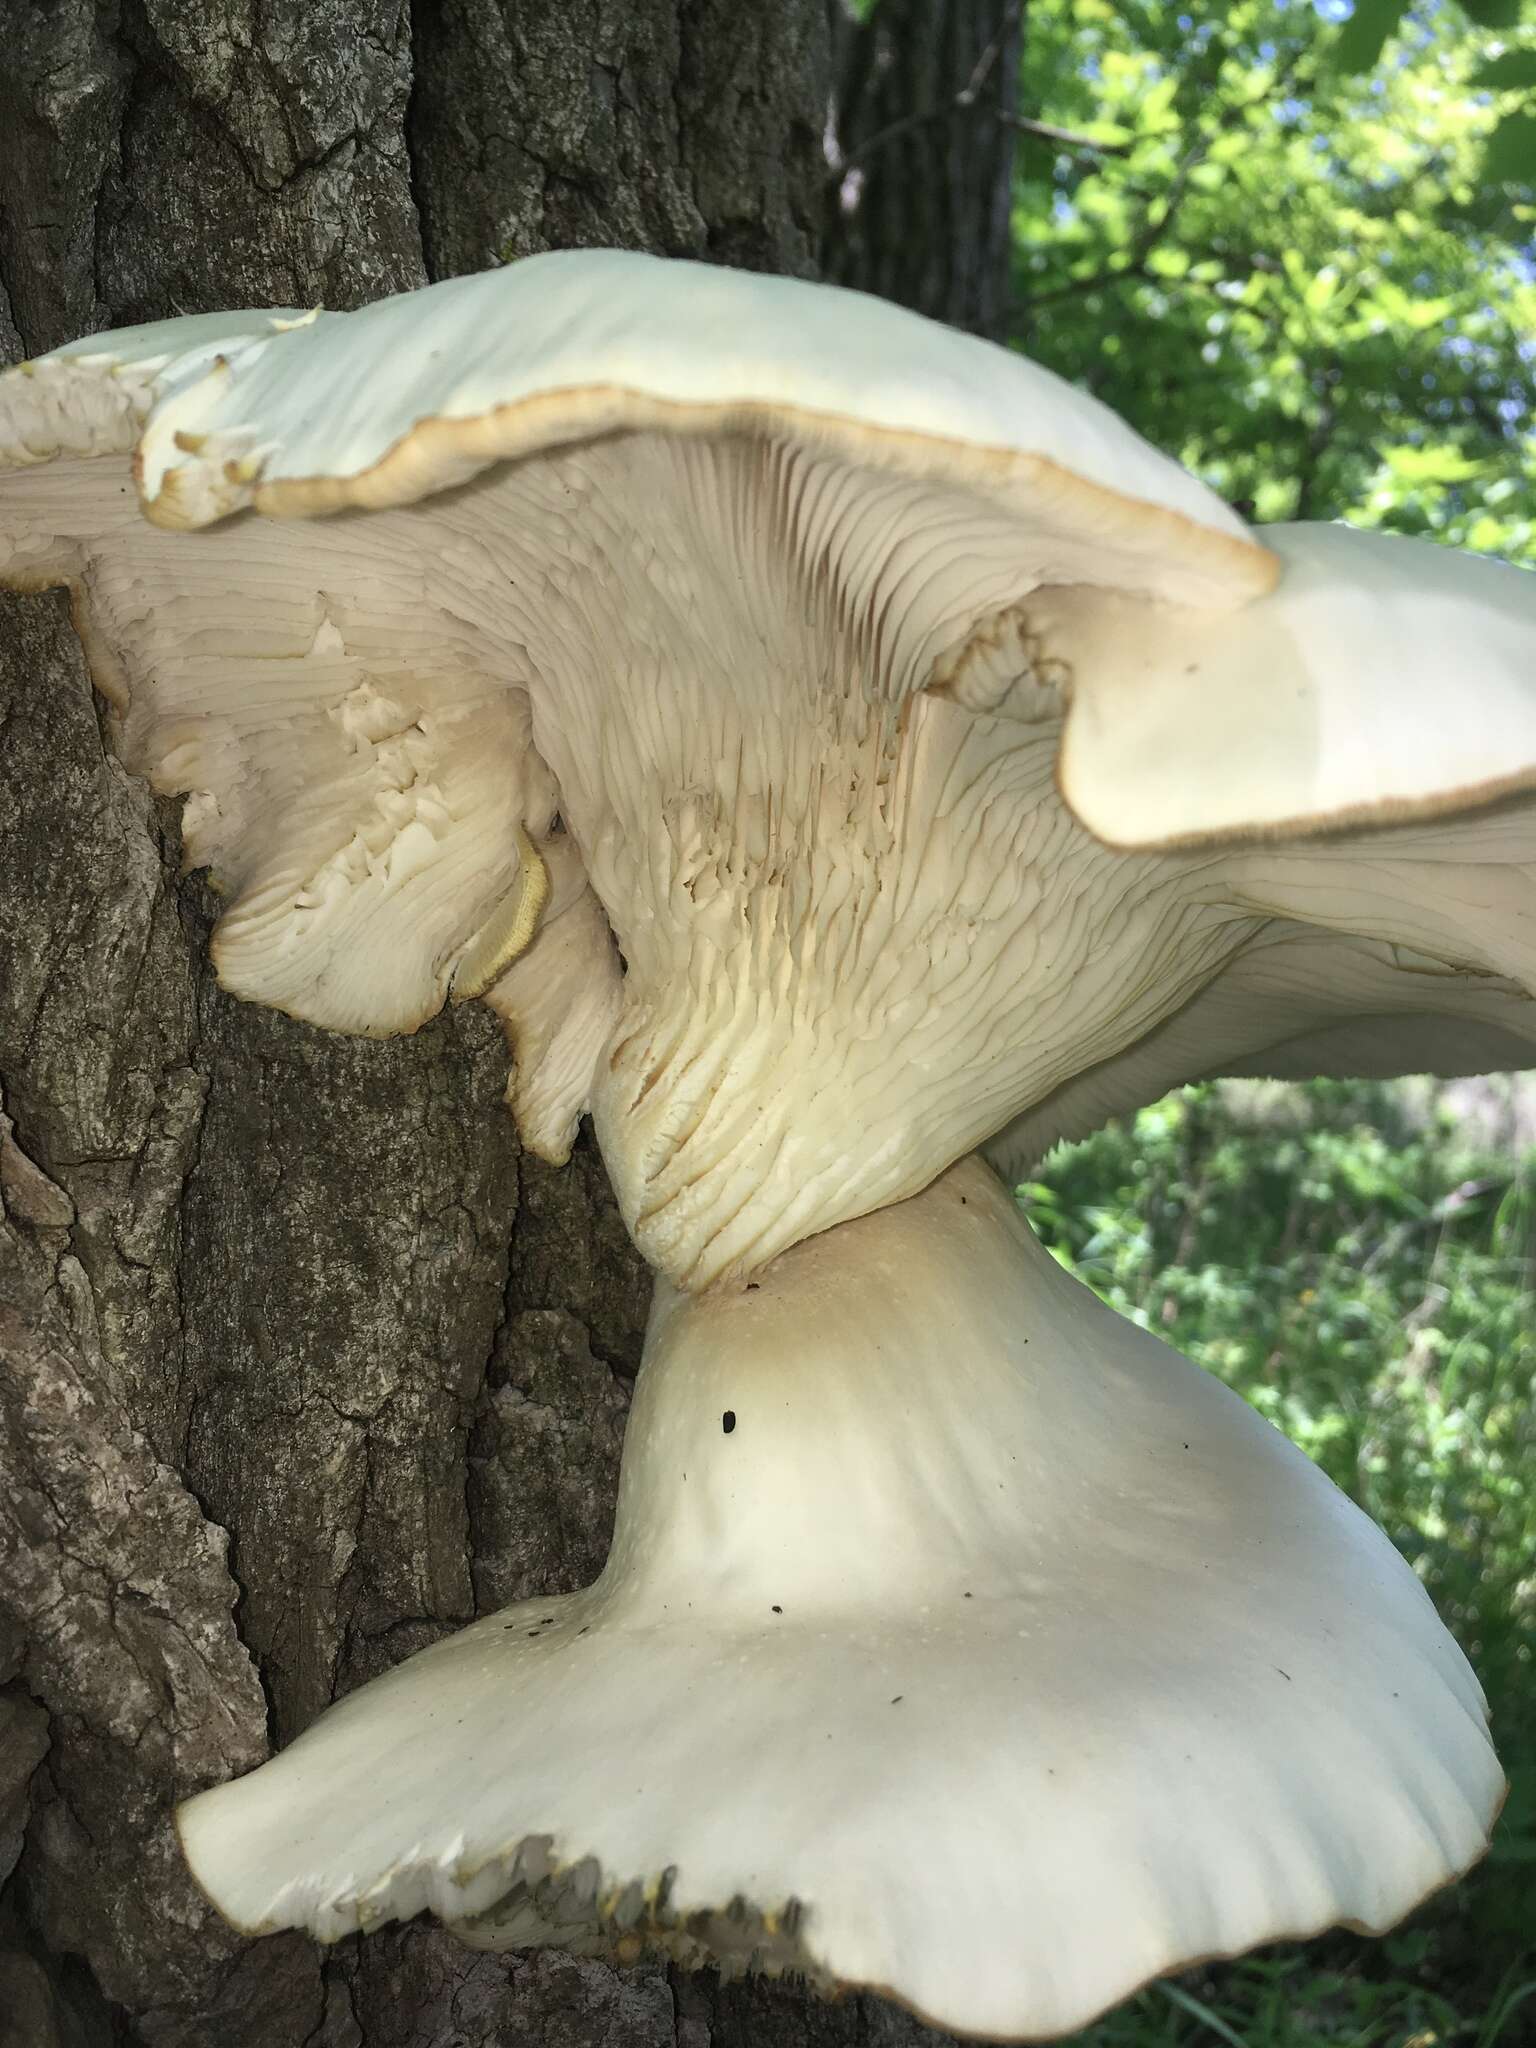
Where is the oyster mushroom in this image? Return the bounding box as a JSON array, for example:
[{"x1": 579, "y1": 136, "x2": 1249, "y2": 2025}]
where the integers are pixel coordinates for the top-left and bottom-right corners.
[{"x1": 2, "y1": 249, "x2": 1531, "y2": 2041}]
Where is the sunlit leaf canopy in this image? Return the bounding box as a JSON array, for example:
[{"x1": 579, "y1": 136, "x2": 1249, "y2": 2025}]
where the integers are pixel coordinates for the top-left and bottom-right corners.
[{"x1": 1015, "y1": 0, "x2": 1536, "y2": 557}]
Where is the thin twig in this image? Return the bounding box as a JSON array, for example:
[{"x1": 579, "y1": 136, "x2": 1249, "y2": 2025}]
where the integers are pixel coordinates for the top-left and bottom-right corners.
[{"x1": 955, "y1": 0, "x2": 1025, "y2": 107}]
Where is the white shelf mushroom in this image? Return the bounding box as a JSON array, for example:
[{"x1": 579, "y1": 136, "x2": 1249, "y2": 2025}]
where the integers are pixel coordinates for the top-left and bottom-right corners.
[{"x1": 2, "y1": 249, "x2": 1531, "y2": 2041}]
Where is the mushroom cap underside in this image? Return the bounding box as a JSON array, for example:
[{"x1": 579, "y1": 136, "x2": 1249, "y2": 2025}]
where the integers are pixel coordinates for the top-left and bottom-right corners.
[
  {"x1": 4, "y1": 255, "x2": 1535, "y2": 1267},
  {"x1": 0, "y1": 250, "x2": 1267, "y2": 1192}
]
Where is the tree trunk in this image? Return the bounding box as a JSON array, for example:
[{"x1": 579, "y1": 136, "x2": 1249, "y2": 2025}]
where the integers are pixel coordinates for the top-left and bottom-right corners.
[
  {"x1": 823, "y1": 0, "x2": 1023, "y2": 338},
  {"x1": 0, "y1": 5, "x2": 962, "y2": 2043}
]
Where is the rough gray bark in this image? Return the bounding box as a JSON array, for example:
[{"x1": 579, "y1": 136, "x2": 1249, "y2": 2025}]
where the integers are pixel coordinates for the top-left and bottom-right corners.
[
  {"x1": 0, "y1": 5, "x2": 964, "y2": 2043},
  {"x1": 823, "y1": 0, "x2": 1023, "y2": 338}
]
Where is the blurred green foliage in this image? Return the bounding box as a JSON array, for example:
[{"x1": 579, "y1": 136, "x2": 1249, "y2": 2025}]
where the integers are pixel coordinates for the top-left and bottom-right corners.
[
  {"x1": 1002, "y1": 6, "x2": 1536, "y2": 2034},
  {"x1": 1023, "y1": 1082, "x2": 1536, "y2": 2044},
  {"x1": 1015, "y1": 0, "x2": 1536, "y2": 554},
  {"x1": 890, "y1": 2, "x2": 1536, "y2": 2034}
]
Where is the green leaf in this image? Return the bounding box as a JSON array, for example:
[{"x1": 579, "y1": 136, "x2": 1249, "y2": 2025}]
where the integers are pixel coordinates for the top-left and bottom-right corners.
[
  {"x1": 1305, "y1": 265, "x2": 1340, "y2": 312},
  {"x1": 1405, "y1": 293, "x2": 1456, "y2": 329},
  {"x1": 1135, "y1": 75, "x2": 1178, "y2": 134},
  {"x1": 1484, "y1": 107, "x2": 1536, "y2": 186},
  {"x1": 1382, "y1": 440, "x2": 1481, "y2": 481},
  {"x1": 1145, "y1": 244, "x2": 1190, "y2": 279},
  {"x1": 1473, "y1": 50, "x2": 1536, "y2": 90},
  {"x1": 1333, "y1": 0, "x2": 1410, "y2": 73},
  {"x1": 1078, "y1": 122, "x2": 1134, "y2": 148}
]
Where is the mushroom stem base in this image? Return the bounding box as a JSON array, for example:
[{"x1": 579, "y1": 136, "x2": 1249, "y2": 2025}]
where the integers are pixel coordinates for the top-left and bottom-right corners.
[{"x1": 177, "y1": 1157, "x2": 1502, "y2": 2043}]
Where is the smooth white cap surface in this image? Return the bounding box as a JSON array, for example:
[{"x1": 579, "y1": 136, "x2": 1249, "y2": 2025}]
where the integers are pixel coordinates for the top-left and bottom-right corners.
[{"x1": 1055, "y1": 522, "x2": 1536, "y2": 847}]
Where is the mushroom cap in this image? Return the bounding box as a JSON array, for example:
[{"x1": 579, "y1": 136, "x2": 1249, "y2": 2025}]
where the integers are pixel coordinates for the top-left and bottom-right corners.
[
  {"x1": 1052, "y1": 522, "x2": 1536, "y2": 848},
  {"x1": 0, "y1": 309, "x2": 307, "y2": 468},
  {"x1": 96, "y1": 251, "x2": 1265, "y2": 603},
  {"x1": 176, "y1": 1156, "x2": 1501, "y2": 2042},
  {"x1": 984, "y1": 525, "x2": 1536, "y2": 1172},
  {"x1": 0, "y1": 249, "x2": 1273, "y2": 1237},
  {"x1": 5, "y1": 259, "x2": 1533, "y2": 1280},
  {"x1": 6, "y1": 268, "x2": 1518, "y2": 2025}
]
